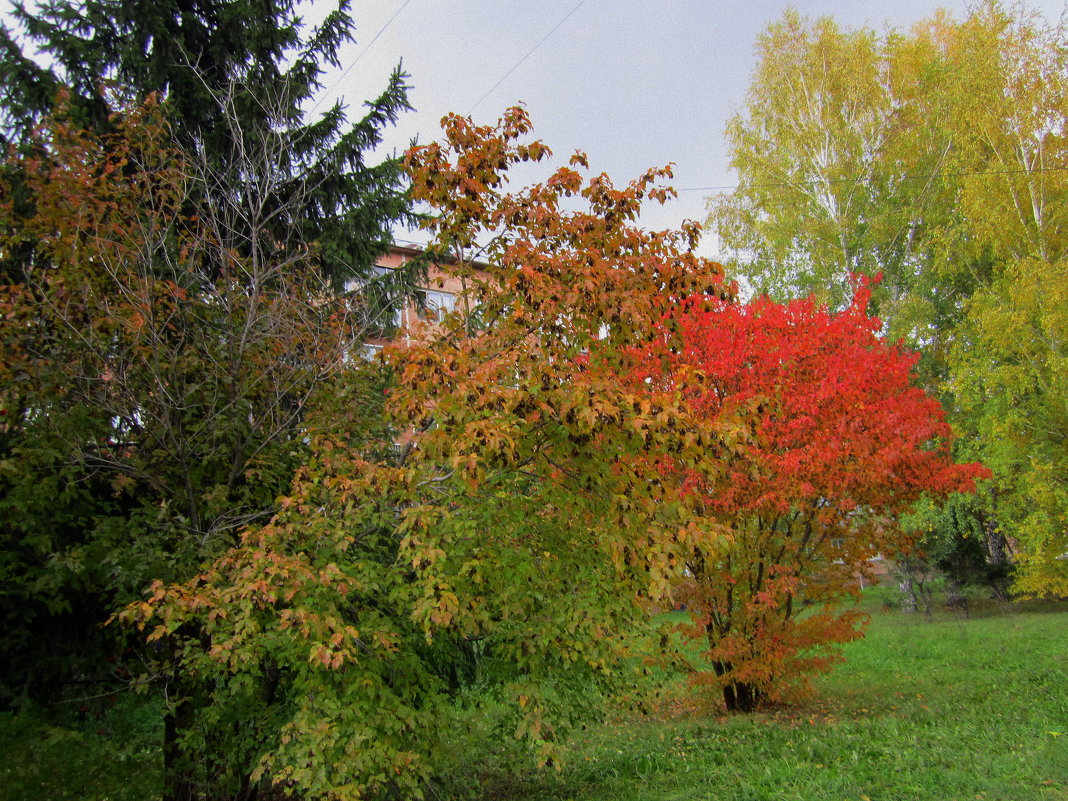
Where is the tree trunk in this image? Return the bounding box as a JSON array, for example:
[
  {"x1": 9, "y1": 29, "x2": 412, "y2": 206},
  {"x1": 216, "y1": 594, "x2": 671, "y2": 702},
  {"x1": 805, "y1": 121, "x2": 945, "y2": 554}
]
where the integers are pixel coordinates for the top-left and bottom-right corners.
[
  {"x1": 917, "y1": 578, "x2": 934, "y2": 620},
  {"x1": 712, "y1": 660, "x2": 761, "y2": 713},
  {"x1": 163, "y1": 688, "x2": 196, "y2": 801},
  {"x1": 899, "y1": 574, "x2": 917, "y2": 614},
  {"x1": 945, "y1": 577, "x2": 968, "y2": 617},
  {"x1": 723, "y1": 681, "x2": 760, "y2": 713},
  {"x1": 983, "y1": 515, "x2": 1012, "y2": 602}
]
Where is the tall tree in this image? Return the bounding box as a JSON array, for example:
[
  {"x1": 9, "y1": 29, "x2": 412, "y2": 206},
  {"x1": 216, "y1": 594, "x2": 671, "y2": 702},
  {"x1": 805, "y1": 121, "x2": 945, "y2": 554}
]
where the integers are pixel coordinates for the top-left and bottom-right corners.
[
  {"x1": 941, "y1": 5, "x2": 1068, "y2": 595},
  {"x1": 709, "y1": 1, "x2": 1068, "y2": 596},
  {"x1": 949, "y1": 258, "x2": 1068, "y2": 596},
  {"x1": 0, "y1": 93, "x2": 390, "y2": 799},
  {"x1": 129, "y1": 107, "x2": 736, "y2": 799},
  {"x1": 0, "y1": 0, "x2": 419, "y2": 714},
  {"x1": 0, "y1": 2, "x2": 423, "y2": 794},
  {"x1": 709, "y1": 12, "x2": 899, "y2": 309}
]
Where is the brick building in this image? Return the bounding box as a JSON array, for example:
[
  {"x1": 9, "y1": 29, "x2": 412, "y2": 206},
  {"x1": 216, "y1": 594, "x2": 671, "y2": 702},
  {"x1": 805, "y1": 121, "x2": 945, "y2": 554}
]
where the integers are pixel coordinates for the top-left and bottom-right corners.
[{"x1": 354, "y1": 243, "x2": 491, "y2": 357}]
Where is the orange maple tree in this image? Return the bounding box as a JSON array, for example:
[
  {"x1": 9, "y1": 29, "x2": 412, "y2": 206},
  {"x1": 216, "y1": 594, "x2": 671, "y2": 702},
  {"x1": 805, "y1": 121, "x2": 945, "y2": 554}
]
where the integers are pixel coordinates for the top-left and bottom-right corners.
[
  {"x1": 633, "y1": 284, "x2": 989, "y2": 712},
  {"x1": 129, "y1": 107, "x2": 740, "y2": 798}
]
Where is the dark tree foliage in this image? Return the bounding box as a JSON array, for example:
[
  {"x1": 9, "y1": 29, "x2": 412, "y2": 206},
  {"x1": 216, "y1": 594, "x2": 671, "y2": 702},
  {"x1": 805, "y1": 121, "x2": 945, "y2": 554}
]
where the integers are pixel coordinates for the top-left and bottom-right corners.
[
  {"x1": 0, "y1": 6, "x2": 419, "y2": 797},
  {"x1": 909, "y1": 492, "x2": 1014, "y2": 605}
]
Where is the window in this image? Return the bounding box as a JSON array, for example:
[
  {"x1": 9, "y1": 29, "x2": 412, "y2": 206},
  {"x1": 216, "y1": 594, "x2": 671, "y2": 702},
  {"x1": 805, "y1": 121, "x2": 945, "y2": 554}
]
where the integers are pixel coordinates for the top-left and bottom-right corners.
[
  {"x1": 422, "y1": 290, "x2": 456, "y2": 323},
  {"x1": 357, "y1": 342, "x2": 383, "y2": 361}
]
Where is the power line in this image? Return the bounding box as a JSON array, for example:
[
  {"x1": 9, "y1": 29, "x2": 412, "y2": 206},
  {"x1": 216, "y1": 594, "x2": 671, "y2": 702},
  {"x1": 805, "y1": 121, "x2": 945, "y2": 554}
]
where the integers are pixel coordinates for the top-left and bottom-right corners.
[
  {"x1": 467, "y1": 0, "x2": 590, "y2": 116},
  {"x1": 309, "y1": 0, "x2": 416, "y2": 114},
  {"x1": 675, "y1": 165, "x2": 1068, "y2": 193}
]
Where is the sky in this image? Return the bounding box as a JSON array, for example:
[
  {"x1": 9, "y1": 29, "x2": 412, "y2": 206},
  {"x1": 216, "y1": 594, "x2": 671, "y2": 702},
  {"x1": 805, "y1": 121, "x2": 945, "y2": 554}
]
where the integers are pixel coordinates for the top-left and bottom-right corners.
[
  {"x1": 311, "y1": 0, "x2": 1065, "y2": 258},
  {"x1": 7, "y1": 0, "x2": 1061, "y2": 255}
]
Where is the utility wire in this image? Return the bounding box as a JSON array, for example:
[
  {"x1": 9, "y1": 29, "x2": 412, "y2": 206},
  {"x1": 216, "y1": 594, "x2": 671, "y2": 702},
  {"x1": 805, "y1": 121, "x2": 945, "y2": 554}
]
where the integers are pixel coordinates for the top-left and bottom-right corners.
[
  {"x1": 309, "y1": 0, "x2": 416, "y2": 114},
  {"x1": 467, "y1": 0, "x2": 590, "y2": 116},
  {"x1": 675, "y1": 164, "x2": 1068, "y2": 193}
]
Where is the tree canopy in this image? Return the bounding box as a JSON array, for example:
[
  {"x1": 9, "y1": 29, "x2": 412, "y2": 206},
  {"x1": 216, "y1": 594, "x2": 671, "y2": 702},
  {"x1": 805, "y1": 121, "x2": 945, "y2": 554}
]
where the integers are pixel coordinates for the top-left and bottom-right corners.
[
  {"x1": 123, "y1": 106, "x2": 736, "y2": 798},
  {"x1": 0, "y1": 1, "x2": 421, "y2": 797},
  {"x1": 0, "y1": 0, "x2": 417, "y2": 285},
  {"x1": 708, "y1": 1, "x2": 1067, "y2": 595},
  {"x1": 631, "y1": 283, "x2": 986, "y2": 710}
]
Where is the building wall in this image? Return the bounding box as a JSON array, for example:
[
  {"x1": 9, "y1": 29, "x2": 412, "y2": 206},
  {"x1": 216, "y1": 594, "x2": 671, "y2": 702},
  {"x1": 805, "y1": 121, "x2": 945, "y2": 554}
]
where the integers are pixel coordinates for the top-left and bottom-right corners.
[
  {"x1": 381, "y1": 245, "x2": 475, "y2": 334},
  {"x1": 358, "y1": 245, "x2": 485, "y2": 358}
]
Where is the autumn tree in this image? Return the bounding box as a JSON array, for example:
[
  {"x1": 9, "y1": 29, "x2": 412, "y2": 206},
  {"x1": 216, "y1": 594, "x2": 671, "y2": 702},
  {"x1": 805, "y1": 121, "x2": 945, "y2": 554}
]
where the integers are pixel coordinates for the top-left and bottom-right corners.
[
  {"x1": 940, "y1": 5, "x2": 1068, "y2": 595},
  {"x1": 708, "y1": 12, "x2": 898, "y2": 309},
  {"x1": 708, "y1": 1, "x2": 1067, "y2": 596},
  {"x1": 0, "y1": 92, "x2": 404, "y2": 799},
  {"x1": 949, "y1": 258, "x2": 1068, "y2": 596},
  {"x1": 125, "y1": 107, "x2": 736, "y2": 799},
  {"x1": 1, "y1": 4, "x2": 420, "y2": 793},
  {"x1": 707, "y1": 5, "x2": 1015, "y2": 345},
  {"x1": 633, "y1": 285, "x2": 987, "y2": 712}
]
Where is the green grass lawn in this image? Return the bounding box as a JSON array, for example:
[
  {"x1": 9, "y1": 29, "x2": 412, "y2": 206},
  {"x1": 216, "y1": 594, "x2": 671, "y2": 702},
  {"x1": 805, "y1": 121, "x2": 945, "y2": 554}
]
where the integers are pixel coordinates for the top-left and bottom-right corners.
[
  {"x1": 452, "y1": 596, "x2": 1068, "y2": 801},
  {"x1": 3, "y1": 595, "x2": 1066, "y2": 801}
]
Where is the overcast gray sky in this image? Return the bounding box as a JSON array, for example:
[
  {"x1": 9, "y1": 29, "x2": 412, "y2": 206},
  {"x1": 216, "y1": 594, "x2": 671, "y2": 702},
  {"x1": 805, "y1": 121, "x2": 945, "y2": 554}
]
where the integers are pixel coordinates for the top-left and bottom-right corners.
[{"x1": 315, "y1": 0, "x2": 1065, "y2": 257}]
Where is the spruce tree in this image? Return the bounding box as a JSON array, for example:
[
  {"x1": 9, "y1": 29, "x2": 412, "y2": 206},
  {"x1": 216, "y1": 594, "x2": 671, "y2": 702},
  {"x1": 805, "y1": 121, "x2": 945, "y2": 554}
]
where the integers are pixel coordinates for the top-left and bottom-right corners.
[{"x1": 0, "y1": 0, "x2": 417, "y2": 284}]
